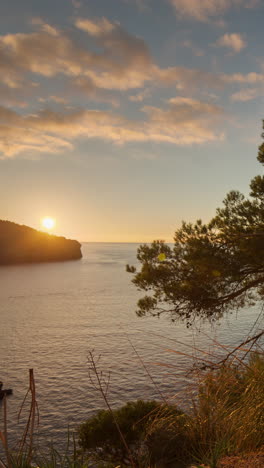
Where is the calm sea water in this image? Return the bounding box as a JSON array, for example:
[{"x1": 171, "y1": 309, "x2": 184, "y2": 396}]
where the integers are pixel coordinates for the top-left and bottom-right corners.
[{"x1": 0, "y1": 243, "x2": 263, "y2": 451}]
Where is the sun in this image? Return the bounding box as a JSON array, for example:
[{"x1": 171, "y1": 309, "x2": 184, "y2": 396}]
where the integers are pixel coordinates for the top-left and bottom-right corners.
[{"x1": 42, "y1": 217, "x2": 56, "y2": 230}]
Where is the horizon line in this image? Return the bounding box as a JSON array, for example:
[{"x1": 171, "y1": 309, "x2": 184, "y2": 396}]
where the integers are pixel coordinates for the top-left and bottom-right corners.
[{"x1": 80, "y1": 240, "x2": 174, "y2": 244}]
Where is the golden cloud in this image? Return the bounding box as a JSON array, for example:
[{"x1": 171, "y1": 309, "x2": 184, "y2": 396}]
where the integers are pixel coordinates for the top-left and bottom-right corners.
[
  {"x1": 169, "y1": 0, "x2": 257, "y2": 22},
  {"x1": 0, "y1": 17, "x2": 261, "y2": 100},
  {"x1": 0, "y1": 15, "x2": 261, "y2": 158},
  {"x1": 216, "y1": 33, "x2": 246, "y2": 53},
  {"x1": 231, "y1": 88, "x2": 263, "y2": 101},
  {"x1": 0, "y1": 98, "x2": 225, "y2": 158}
]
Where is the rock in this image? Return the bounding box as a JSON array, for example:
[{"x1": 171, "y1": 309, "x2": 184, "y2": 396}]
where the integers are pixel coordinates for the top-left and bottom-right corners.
[{"x1": 0, "y1": 220, "x2": 82, "y2": 264}]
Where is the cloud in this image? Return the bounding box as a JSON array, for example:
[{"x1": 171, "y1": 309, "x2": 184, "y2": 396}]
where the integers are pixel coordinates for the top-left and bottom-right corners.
[
  {"x1": 38, "y1": 96, "x2": 68, "y2": 105},
  {"x1": 0, "y1": 84, "x2": 28, "y2": 107},
  {"x1": 0, "y1": 30, "x2": 91, "y2": 78},
  {"x1": 0, "y1": 15, "x2": 261, "y2": 160},
  {"x1": 0, "y1": 98, "x2": 225, "y2": 158},
  {"x1": 0, "y1": 106, "x2": 73, "y2": 158},
  {"x1": 231, "y1": 87, "x2": 263, "y2": 101},
  {"x1": 0, "y1": 17, "x2": 260, "y2": 103},
  {"x1": 31, "y1": 17, "x2": 60, "y2": 36},
  {"x1": 169, "y1": 0, "x2": 257, "y2": 22},
  {"x1": 216, "y1": 33, "x2": 246, "y2": 53},
  {"x1": 129, "y1": 88, "x2": 151, "y2": 102},
  {"x1": 0, "y1": 18, "x2": 154, "y2": 95},
  {"x1": 74, "y1": 17, "x2": 154, "y2": 90},
  {"x1": 2, "y1": 17, "x2": 223, "y2": 95},
  {"x1": 224, "y1": 72, "x2": 264, "y2": 84},
  {"x1": 75, "y1": 18, "x2": 115, "y2": 36},
  {"x1": 156, "y1": 66, "x2": 224, "y2": 90},
  {"x1": 70, "y1": 77, "x2": 120, "y2": 106},
  {"x1": 142, "y1": 97, "x2": 224, "y2": 144}
]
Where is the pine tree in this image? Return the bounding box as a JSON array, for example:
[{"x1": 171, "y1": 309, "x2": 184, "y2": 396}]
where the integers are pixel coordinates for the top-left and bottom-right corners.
[{"x1": 128, "y1": 121, "x2": 264, "y2": 327}]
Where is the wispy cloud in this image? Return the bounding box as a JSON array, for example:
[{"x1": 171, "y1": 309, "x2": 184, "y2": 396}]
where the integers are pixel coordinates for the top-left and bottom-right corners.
[
  {"x1": 129, "y1": 88, "x2": 151, "y2": 102},
  {"x1": 231, "y1": 87, "x2": 263, "y2": 101},
  {"x1": 143, "y1": 97, "x2": 225, "y2": 144},
  {"x1": 0, "y1": 98, "x2": 225, "y2": 158},
  {"x1": 169, "y1": 0, "x2": 257, "y2": 22},
  {"x1": 216, "y1": 33, "x2": 246, "y2": 53},
  {"x1": 0, "y1": 17, "x2": 260, "y2": 99},
  {"x1": 0, "y1": 18, "x2": 218, "y2": 101},
  {"x1": 0, "y1": 106, "x2": 73, "y2": 158},
  {"x1": 38, "y1": 96, "x2": 68, "y2": 105},
  {"x1": 0, "y1": 18, "x2": 154, "y2": 94},
  {"x1": 74, "y1": 17, "x2": 154, "y2": 90},
  {"x1": 0, "y1": 84, "x2": 27, "y2": 108},
  {"x1": 156, "y1": 66, "x2": 224, "y2": 90},
  {"x1": 0, "y1": 16, "x2": 262, "y2": 159},
  {"x1": 224, "y1": 72, "x2": 264, "y2": 84},
  {"x1": 75, "y1": 17, "x2": 115, "y2": 36}
]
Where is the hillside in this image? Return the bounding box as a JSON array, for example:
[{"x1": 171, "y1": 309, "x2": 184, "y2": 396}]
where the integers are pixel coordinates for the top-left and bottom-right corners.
[{"x1": 0, "y1": 220, "x2": 82, "y2": 264}]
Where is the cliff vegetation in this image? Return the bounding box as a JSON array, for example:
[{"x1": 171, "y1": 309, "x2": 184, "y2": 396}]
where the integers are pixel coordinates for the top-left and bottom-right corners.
[{"x1": 0, "y1": 220, "x2": 82, "y2": 264}]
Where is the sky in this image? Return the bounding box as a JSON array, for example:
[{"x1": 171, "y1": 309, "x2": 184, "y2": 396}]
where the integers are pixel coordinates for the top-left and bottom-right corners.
[{"x1": 0, "y1": 0, "x2": 263, "y2": 242}]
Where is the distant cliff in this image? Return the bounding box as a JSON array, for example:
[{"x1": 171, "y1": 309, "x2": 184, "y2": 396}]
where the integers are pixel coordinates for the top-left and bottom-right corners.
[{"x1": 0, "y1": 220, "x2": 82, "y2": 264}]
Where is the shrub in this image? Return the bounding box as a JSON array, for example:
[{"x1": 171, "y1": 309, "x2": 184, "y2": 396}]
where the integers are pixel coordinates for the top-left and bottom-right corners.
[
  {"x1": 78, "y1": 399, "x2": 184, "y2": 466},
  {"x1": 78, "y1": 355, "x2": 264, "y2": 467},
  {"x1": 145, "y1": 410, "x2": 191, "y2": 467}
]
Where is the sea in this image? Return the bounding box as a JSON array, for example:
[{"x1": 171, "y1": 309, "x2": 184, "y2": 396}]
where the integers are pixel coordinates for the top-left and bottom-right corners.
[{"x1": 0, "y1": 242, "x2": 263, "y2": 452}]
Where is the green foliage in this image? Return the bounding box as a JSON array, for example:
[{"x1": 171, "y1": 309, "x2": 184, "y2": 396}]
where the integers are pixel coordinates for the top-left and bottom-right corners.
[
  {"x1": 6, "y1": 448, "x2": 88, "y2": 468},
  {"x1": 5, "y1": 453, "x2": 32, "y2": 468},
  {"x1": 257, "y1": 120, "x2": 264, "y2": 165},
  {"x1": 128, "y1": 121, "x2": 264, "y2": 324},
  {"x1": 78, "y1": 354, "x2": 264, "y2": 467},
  {"x1": 78, "y1": 399, "x2": 183, "y2": 466},
  {"x1": 126, "y1": 264, "x2": 136, "y2": 273}
]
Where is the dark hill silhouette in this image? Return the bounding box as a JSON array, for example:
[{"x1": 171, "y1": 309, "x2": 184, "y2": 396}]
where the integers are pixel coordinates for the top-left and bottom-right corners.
[{"x1": 0, "y1": 220, "x2": 82, "y2": 264}]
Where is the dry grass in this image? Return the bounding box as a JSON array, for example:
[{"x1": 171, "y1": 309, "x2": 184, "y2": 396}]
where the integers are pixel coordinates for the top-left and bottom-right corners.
[
  {"x1": 141, "y1": 338, "x2": 264, "y2": 468},
  {"x1": 188, "y1": 351, "x2": 264, "y2": 466},
  {"x1": 218, "y1": 450, "x2": 264, "y2": 467},
  {"x1": 1, "y1": 334, "x2": 263, "y2": 467}
]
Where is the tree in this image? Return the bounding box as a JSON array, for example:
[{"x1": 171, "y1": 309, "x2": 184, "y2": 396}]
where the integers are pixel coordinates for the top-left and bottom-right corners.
[{"x1": 127, "y1": 121, "x2": 264, "y2": 326}]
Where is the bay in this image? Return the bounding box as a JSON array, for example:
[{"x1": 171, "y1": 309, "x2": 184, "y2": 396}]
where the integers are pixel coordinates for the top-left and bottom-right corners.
[{"x1": 0, "y1": 243, "x2": 263, "y2": 451}]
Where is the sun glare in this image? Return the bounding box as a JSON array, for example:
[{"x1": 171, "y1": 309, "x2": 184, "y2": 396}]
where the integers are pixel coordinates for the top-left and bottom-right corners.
[{"x1": 42, "y1": 217, "x2": 56, "y2": 230}]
